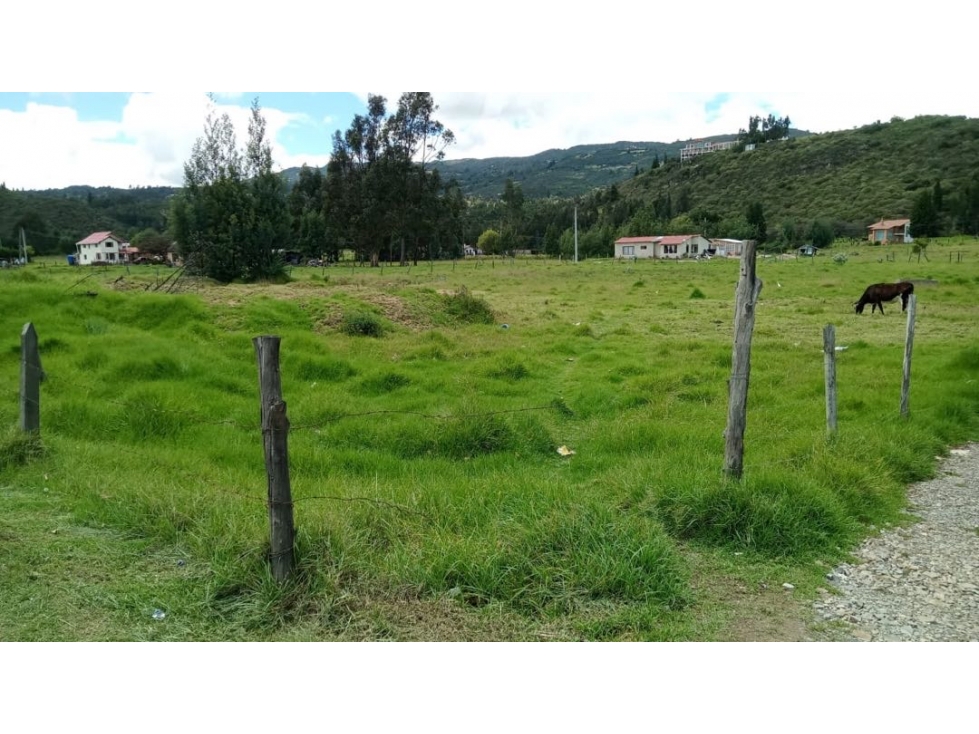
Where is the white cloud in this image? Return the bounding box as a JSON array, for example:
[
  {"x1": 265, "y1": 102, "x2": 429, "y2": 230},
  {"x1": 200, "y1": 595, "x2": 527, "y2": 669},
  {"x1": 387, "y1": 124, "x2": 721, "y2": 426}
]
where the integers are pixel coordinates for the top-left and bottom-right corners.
[
  {"x1": 0, "y1": 93, "x2": 314, "y2": 189},
  {"x1": 4, "y1": 89, "x2": 979, "y2": 190},
  {"x1": 350, "y1": 92, "x2": 979, "y2": 162}
]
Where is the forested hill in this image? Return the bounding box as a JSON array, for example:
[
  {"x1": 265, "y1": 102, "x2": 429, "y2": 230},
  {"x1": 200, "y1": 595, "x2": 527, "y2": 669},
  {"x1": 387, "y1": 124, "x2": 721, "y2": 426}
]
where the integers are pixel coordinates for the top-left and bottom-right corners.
[
  {"x1": 618, "y1": 115, "x2": 979, "y2": 228},
  {"x1": 281, "y1": 131, "x2": 810, "y2": 199},
  {"x1": 428, "y1": 137, "x2": 743, "y2": 199},
  {"x1": 0, "y1": 185, "x2": 178, "y2": 255}
]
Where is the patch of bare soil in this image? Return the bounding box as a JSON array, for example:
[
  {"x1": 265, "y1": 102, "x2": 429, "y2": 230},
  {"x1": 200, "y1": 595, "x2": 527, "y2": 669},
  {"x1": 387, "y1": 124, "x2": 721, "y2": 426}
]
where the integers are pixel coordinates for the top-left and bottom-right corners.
[
  {"x1": 356, "y1": 293, "x2": 431, "y2": 330},
  {"x1": 700, "y1": 575, "x2": 814, "y2": 642}
]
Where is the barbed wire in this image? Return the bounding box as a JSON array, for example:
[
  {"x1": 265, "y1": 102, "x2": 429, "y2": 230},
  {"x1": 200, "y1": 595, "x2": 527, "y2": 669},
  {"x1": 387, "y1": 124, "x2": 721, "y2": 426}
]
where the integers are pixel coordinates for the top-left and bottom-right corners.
[{"x1": 89, "y1": 400, "x2": 561, "y2": 433}]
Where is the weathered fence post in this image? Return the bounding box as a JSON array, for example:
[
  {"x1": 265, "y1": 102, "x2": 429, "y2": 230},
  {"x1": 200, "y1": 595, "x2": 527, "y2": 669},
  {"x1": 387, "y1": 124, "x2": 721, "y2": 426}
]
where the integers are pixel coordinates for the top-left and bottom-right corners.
[
  {"x1": 900, "y1": 294, "x2": 917, "y2": 417},
  {"x1": 724, "y1": 242, "x2": 763, "y2": 479},
  {"x1": 823, "y1": 324, "x2": 838, "y2": 435},
  {"x1": 253, "y1": 335, "x2": 295, "y2": 583},
  {"x1": 20, "y1": 322, "x2": 44, "y2": 434}
]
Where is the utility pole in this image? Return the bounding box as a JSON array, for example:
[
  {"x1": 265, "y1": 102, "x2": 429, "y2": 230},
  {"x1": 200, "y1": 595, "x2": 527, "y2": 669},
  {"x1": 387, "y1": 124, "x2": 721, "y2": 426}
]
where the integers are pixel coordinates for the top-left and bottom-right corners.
[{"x1": 573, "y1": 206, "x2": 578, "y2": 263}]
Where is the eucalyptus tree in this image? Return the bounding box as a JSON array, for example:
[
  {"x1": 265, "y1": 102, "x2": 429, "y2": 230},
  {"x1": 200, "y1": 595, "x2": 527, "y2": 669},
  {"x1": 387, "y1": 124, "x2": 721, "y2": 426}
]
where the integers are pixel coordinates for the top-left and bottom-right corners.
[
  {"x1": 324, "y1": 94, "x2": 395, "y2": 266},
  {"x1": 384, "y1": 92, "x2": 456, "y2": 265}
]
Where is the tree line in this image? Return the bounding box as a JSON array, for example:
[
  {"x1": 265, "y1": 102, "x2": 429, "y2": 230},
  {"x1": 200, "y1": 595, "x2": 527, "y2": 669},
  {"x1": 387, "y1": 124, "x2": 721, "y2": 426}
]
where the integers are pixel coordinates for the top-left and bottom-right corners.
[
  {"x1": 8, "y1": 107, "x2": 979, "y2": 271},
  {"x1": 169, "y1": 93, "x2": 466, "y2": 281}
]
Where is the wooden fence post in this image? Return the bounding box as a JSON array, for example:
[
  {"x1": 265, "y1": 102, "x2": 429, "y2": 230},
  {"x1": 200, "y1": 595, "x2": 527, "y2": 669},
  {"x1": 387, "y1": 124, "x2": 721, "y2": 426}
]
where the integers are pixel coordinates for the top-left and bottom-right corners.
[
  {"x1": 253, "y1": 335, "x2": 295, "y2": 583},
  {"x1": 823, "y1": 324, "x2": 838, "y2": 435},
  {"x1": 20, "y1": 322, "x2": 44, "y2": 434},
  {"x1": 900, "y1": 294, "x2": 917, "y2": 417},
  {"x1": 724, "y1": 242, "x2": 763, "y2": 479}
]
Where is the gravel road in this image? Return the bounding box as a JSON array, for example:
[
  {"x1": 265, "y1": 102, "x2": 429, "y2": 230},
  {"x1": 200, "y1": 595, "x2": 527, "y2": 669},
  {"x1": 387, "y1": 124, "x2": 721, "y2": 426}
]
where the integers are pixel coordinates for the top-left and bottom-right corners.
[{"x1": 812, "y1": 443, "x2": 979, "y2": 641}]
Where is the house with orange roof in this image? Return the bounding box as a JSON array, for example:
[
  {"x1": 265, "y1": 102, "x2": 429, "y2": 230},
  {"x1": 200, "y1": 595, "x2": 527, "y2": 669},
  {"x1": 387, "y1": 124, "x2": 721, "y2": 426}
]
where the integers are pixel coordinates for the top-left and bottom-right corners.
[{"x1": 867, "y1": 218, "x2": 912, "y2": 244}]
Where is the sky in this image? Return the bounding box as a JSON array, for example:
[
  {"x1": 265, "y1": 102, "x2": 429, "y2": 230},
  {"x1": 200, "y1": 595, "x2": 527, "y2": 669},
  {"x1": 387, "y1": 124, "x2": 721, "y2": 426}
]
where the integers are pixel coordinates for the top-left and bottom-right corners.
[{"x1": 2, "y1": 3, "x2": 973, "y2": 191}]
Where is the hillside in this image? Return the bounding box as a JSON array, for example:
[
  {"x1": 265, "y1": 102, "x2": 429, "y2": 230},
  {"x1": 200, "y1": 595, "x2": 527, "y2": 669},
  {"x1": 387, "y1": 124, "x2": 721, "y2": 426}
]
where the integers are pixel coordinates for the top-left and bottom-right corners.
[
  {"x1": 282, "y1": 131, "x2": 810, "y2": 199},
  {"x1": 429, "y1": 138, "x2": 733, "y2": 198},
  {"x1": 620, "y1": 115, "x2": 979, "y2": 227}
]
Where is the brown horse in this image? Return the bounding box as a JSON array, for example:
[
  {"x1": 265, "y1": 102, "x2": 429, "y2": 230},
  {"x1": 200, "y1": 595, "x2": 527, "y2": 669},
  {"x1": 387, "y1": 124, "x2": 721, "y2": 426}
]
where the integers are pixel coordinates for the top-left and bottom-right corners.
[{"x1": 854, "y1": 281, "x2": 914, "y2": 314}]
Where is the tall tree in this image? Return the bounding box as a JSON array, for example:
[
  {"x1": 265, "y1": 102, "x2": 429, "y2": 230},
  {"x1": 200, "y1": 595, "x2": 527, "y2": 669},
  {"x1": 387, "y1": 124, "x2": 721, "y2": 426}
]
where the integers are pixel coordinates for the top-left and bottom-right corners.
[
  {"x1": 384, "y1": 92, "x2": 456, "y2": 265},
  {"x1": 500, "y1": 177, "x2": 525, "y2": 252},
  {"x1": 241, "y1": 97, "x2": 290, "y2": 280},
  {"x1": 911, "y1": 188, "x2": 940, "y2": 237},
  {"x1": 324, "y1": 95, "x2": 394, "y2": 266},
  {"x1": 746, "y1": 201, "x2": 767, "y2": 244},
  {"x1": 170, "y1": 96, "x2": 249, "y2": 282},
  {"x1": 170, "y1": 95, "x2": 289, "y2": 282}
]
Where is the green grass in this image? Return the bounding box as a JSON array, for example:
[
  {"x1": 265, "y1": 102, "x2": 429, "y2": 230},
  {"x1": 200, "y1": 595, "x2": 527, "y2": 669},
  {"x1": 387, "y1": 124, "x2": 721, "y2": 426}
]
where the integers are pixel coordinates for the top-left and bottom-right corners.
[{"x1": 3, "y1": 245, "x2": 979, "y2": 640}]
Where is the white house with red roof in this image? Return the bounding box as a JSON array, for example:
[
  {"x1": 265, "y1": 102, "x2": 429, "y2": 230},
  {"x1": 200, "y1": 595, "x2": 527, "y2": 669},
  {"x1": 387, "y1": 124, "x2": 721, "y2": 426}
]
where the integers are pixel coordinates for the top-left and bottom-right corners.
[
  {"x1": 75, "y1": 231, "x2": 127, "y2": 265},
  {"x1": 867, "y1": 218, "x2": 912, "y2": 244},
  {"x1": 614, "y1": 234, "x2": 711, "y2": 260}
]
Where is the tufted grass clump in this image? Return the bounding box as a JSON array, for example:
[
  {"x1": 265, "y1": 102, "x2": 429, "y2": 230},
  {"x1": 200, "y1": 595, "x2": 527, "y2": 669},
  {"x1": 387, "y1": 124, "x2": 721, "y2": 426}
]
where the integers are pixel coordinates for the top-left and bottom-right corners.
[
  {"x1": 340, "y1": 310, "x2": 385, "y2": 337},
  {"x1": 440, "y1": 285, "x2": 496, "y2": 324}
]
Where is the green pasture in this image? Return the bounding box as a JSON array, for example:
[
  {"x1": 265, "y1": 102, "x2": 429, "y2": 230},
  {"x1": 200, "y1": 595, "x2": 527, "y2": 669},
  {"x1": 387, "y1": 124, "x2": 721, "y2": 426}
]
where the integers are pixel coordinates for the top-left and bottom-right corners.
[{"x1": 2, "y1": 240, "x2": 979, "y2": 640}]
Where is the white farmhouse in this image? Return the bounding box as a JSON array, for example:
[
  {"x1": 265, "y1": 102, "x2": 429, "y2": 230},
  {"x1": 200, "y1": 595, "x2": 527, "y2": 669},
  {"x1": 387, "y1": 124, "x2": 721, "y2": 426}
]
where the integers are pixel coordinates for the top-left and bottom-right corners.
[
  {"x1": 75, "y1": 231, "x2": 125, "y2": 265},
  {"x1": 614, "y1": 234, "x2": 711, "y2": 260}
]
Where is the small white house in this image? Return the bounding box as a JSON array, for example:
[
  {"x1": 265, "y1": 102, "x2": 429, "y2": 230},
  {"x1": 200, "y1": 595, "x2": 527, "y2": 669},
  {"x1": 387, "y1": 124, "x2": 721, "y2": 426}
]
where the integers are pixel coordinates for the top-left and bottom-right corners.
[
  {"x1": 709, "y1": 238, "x2": 753, "y2": 257},
  {"x1": 614, "y1": 234, "x2": 711, "y2": 260},
  {"x1": 75, "y1": 231, "x2": 125, "y2": 265}
]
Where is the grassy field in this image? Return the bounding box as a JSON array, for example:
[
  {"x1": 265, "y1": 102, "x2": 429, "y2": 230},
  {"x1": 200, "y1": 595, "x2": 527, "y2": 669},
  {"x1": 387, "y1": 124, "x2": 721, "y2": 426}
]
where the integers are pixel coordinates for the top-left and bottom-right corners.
[{"x1": 3, "y1": 240, "x2": 979, "y2": 641}]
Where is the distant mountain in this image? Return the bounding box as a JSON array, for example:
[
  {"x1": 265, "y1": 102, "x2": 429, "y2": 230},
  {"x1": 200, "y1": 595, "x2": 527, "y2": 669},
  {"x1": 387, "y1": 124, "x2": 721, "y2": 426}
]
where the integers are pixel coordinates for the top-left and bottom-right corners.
[{"x1": 279, "y1": 130, "x2": 812, "y2": 200}]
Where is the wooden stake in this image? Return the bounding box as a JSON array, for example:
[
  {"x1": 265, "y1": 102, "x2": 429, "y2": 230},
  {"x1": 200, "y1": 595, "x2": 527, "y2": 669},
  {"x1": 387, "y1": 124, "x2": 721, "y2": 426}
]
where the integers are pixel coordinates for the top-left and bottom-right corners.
[
  {"x1": 253, "y1": 336, "x2": 295, "y2": 583},
  {"x1": 724, "y1": 242, "x2": 763, "y2": 479},
  {"x1": 20, "y1": 323, "x2": 43, "y2": 434},
  {"x1": 901, "y1": 295, "x2": 917, "y2": 417},
  {"x1": 823, "y1": 324, "x2": 838, "y2": 435}
]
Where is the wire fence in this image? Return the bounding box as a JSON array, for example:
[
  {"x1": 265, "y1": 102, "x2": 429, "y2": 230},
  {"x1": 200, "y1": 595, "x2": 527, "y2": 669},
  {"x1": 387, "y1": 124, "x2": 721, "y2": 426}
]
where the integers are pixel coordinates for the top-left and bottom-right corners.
[{"x1": 8, "y1": 279, "x2": 920, "y2": 582}]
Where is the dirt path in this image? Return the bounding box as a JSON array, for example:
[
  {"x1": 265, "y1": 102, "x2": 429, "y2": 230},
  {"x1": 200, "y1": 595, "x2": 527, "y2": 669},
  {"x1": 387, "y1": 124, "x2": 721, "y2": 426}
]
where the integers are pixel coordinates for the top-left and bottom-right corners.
[{"x1": 809, "y1": 444, "x2": 979, "y2": 641}]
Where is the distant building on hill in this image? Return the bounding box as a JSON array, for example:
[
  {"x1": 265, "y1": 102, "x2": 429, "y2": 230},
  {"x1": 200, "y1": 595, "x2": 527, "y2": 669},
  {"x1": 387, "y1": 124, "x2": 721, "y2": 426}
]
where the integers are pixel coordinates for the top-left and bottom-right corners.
[{"x1": 679, "y1": 139, "x2": 737, "y2": 163}]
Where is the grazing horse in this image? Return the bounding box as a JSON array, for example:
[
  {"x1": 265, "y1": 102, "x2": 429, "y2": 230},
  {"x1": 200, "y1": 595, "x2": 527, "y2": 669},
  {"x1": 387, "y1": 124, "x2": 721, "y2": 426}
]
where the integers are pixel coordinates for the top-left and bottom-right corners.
[{"x1": 854, "y1": 281, "x2": 914, "y2": 315}]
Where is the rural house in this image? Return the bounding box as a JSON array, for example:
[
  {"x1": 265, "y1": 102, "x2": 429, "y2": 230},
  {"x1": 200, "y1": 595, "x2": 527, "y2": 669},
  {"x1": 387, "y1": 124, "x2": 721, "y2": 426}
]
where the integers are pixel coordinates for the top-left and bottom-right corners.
[
  {"x1": 75, "y1": 231, "x2": 126, "y2": 265},
  {"x1": 867, "y1": 218, "x2": 912, "y2": 244},
  {"x1": 614, "y1": 234, "x2": 711, "y2": 260},
  {"x1": 709, "y1": 238, "x2": 752, "y2": 257}
]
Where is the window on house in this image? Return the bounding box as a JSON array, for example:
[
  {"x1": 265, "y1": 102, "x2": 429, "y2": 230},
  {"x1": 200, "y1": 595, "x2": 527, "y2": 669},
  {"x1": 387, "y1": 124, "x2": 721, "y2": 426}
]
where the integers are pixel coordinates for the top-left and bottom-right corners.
[
  {"x1": 623, "y1": 246, "x2": 634, "y2": 256},
  {"x1": 640, "y1": 245, "x2": 647, "y2": 250},
  {"x1": 107, "y1": 252, "x2": 116, "y2": 261},
  {"x1": 691, "y1": 244, "x2": 698, "y2": 254},
  {"x1": 105, "y1": 241, "x2": 114, "y2": 248},
  {"x1": 96, "y1": 252, "x2": 102, "y2": 260},
  {"x1": 664, "y1": 245, "x2": 677, "y2": 254}
]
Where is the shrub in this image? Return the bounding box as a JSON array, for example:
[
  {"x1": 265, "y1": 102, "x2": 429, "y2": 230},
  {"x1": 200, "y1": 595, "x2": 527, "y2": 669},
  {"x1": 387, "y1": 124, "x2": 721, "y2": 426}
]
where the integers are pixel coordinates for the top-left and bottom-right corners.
[
  {"x1": 441, "y1": 286, "x2": 495, "y2": 324},
  {"x1": 341, "y1": 310, "x2": 384, "y2": 338}
]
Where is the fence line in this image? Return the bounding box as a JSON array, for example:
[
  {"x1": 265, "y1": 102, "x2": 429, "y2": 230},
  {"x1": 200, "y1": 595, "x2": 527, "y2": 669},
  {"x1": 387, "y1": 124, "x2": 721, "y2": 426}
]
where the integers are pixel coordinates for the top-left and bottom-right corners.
[{"x1": 9, "y1": 312, "x2": 923, "y2": 583}]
